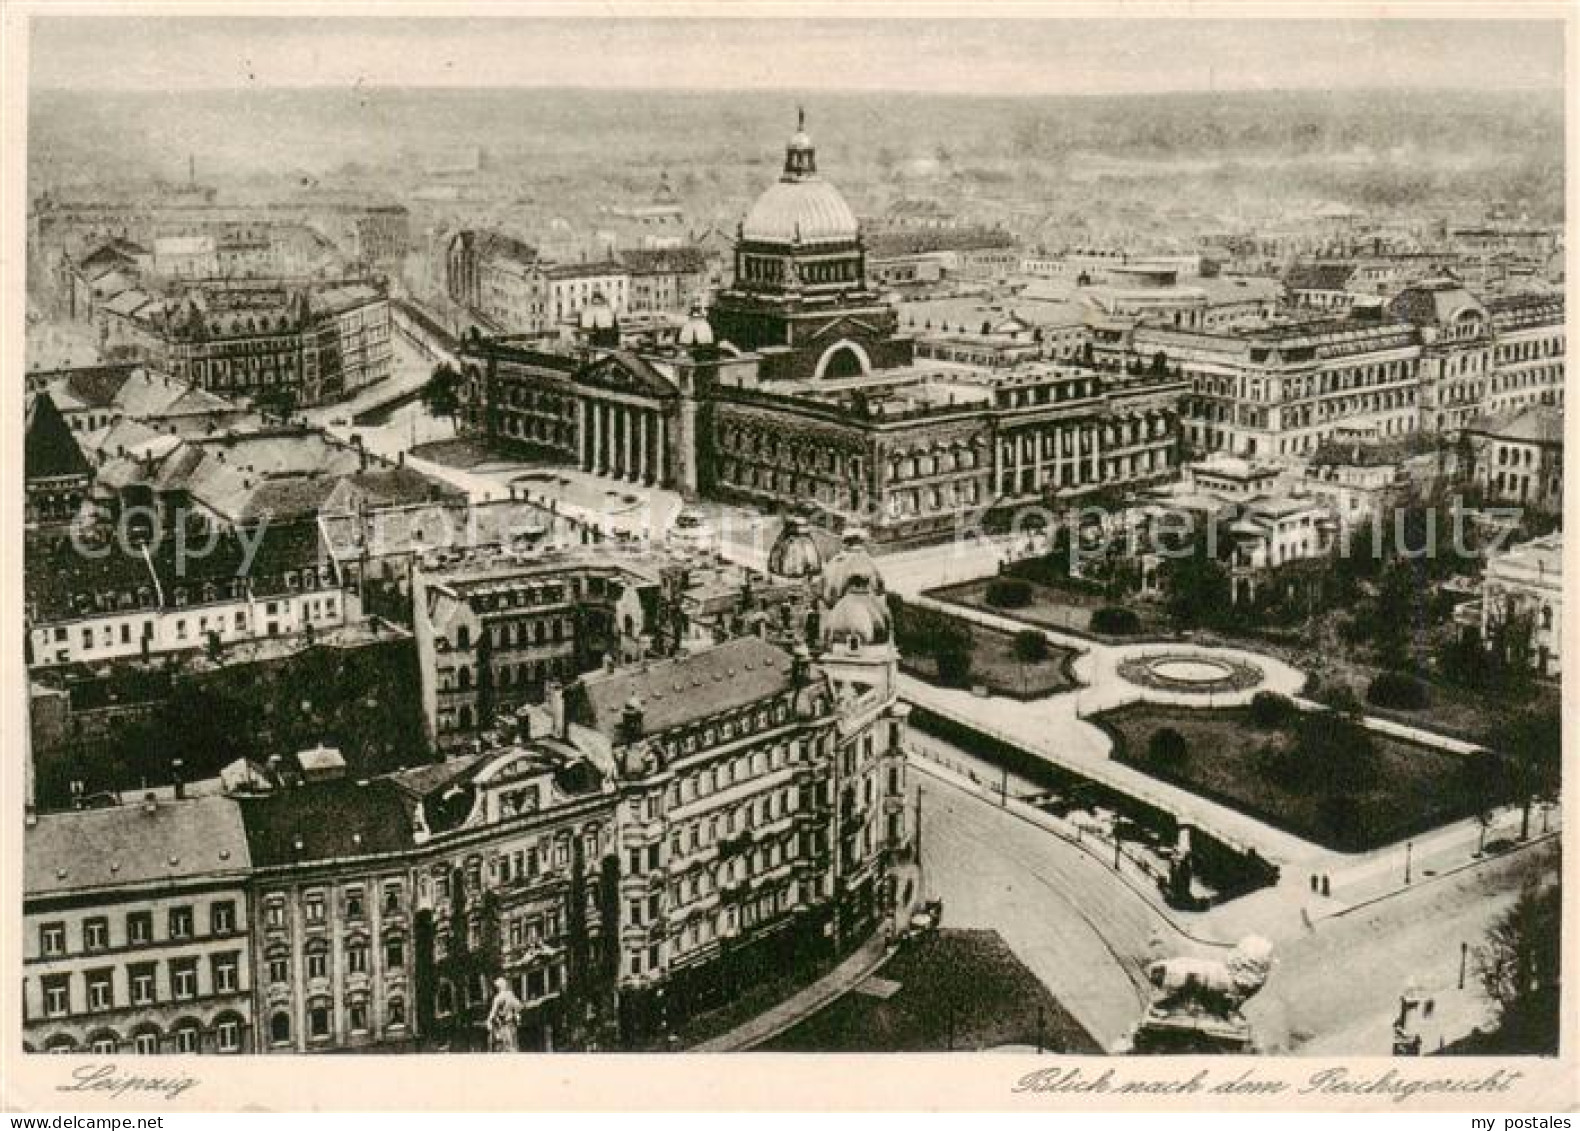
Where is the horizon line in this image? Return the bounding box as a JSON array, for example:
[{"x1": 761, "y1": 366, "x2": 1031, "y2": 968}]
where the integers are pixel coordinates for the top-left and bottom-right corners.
[{"x1": 28, "y1": 81, "x2": 1568, "y2": 98}]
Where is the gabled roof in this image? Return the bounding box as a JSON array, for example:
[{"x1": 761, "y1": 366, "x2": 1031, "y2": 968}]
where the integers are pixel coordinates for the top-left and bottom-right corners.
[
  {"x1": 566, "y1": 635, "x2": 795, "y2": 741},
  {"x1": 1285, "y1": 261, "x2": 1357, "y2": 292},
  {"x1": 619, "y1": 246, "x2": 708, "y2": 275},
  {"x1": 1469, "y1": 404, "x2": 1563, "y2": 447},
  {"x1": 25, "y1": 393, "x2": 93, "y2": 481},
  {"x1": 579, "y1": 350, "x2": 680, "y2": 399},
  {"x1": 26, "y1": 796, "x2": 250, "y2": 898},
  {"x1": 42, "y1": 363, "x2": 142, "y2": 411}
]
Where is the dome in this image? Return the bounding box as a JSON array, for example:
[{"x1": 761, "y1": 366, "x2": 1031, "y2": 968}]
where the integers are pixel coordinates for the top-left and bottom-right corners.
[
  {"x1": 742, "y1": 180, "x2": 859, "y2": 246},
  {"x1": 579, "y1": 291, "x2": 616, "y2": 330},
  {"x1": 821, "y1": 575, "x2": 891, "y2": 648},
  {"x1": 677, "y1": 305, "x2": 714, "y2": 347},
  {"x1": 767, "y1": 516, "x2": 823, "y2": 580},
  {"x1": 820, "y1": 527, "x2": 885, "y2": 605},
  {"x1": 740, "y1": 111, "x2": 859, "y2": 247}
]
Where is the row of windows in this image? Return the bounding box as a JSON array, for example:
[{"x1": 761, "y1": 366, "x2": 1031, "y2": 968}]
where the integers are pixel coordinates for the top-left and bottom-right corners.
[
  {"x1": 40, "y1": 1014, "x2": 244, "y2": 1055},
  {"x1": 263, "y1": 881, "x2": 404, "y2": 930},
  {"x1": 38, "y1": 904, "x2": 235, "y2": 958},
  {"x1": 37, "y1": 953, "x2": 240, "y2": 1018}
]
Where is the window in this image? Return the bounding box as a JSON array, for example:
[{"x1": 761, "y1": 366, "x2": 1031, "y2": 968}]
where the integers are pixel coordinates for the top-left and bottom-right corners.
[
  {"x1": 86, "y1": 970, "x2": 116, "y2": 1012},
  {"x1": 91, "y1": 1032, "x2": 118, "y2": 1054},
  {"x1": 171, "y1": 958, "x2": 198, "y2": 1000},
  {"x1": 210, "y1": 901, "x2": 236, "y2": 935},
  {"x1": 265, "y1": 900, "x2": 286, "y2": 929},
  {"x1": 42, "y1": 974, "x2": 70, "y2": 1017},
  {"x1": 347, "y1": 944, "x2": 369, "y2": 975},
  {"x1": 270, "y1": 1012, "x2": 291, "y2": 1046},
  {"x1": 385, "y1": 937, "x2": 405, "y2": 969},
  {"x1": 215, "y1": 1017, "x2": 241, "y2": 1053},
  {"x1": 213, "y1": 953, "x2": 240, "y2": 993},
  {"x1": 388, "y1": 998, "x2": 406, "y2": 1028},
  {"x1": 309, "y1": 1005, "x2": 331, "y2": 1040},
  {"x1": 81, "y1": 916, "x2": 110, "y2": 952},
  {"x1": 349, "y1": 1002, "x2": 369, "y2": 1032},
  {"x1": 304, "y1": 894, "x2": 325, "y2": 925},
  {"x1": 127, "y1": 911, "x2": 153, "y2": 945},
  {"x1": 174, "y1": 1024, "x2": 200, "y2": 1054},
  {"x1": 168, "y1": 906, "x2": 194, "y2": 940},
  {"x1": 307, "y1": 952, "x2": 328, "y2": 980},
  {"x1": 345, "y1": 887, "x2": 365, "y2": 920},
  {"x1": 129, "y1": 963, "x2": 156, "y2": 1006},
  {"x1": 133, "y1": 1029, "x2": 160, "y2": 1055},
  {"x1": 382, "y1": 883, "x2": 402, "y2": 914},
  {"x1": 39, "y1": 922, "x2": 66, "y2": 957},
  {"x1": 268, "y1": 956, "x2": 289, "y2": 984}
]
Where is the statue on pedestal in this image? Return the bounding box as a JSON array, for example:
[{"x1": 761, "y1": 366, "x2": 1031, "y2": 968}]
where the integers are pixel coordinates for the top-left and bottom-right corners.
[
  {"x1": 486, "y1": 976, "x2": 524, "y2": 1053},
  {"x1": 1117, "y1": 936, "x2": 1275, "y2": 1054}
]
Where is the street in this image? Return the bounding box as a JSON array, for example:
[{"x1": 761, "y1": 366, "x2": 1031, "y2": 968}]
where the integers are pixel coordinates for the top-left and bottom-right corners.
[{"x1": 914, "y1": 751, "x2": 1560, "y2": 1055}]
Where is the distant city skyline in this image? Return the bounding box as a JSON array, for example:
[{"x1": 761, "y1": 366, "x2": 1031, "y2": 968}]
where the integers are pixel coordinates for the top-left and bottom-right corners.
[{"x1": 29, "y1": 15, "x2": 1567, "y2": 96}]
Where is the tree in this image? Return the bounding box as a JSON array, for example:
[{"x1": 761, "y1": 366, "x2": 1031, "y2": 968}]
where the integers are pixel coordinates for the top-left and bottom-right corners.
[
  {"x1": 934, "y1": 647, "x2": 973, "y2": 687},
  {"x1": 1474, "y1": 883, "x2": 1561, "y2": 1053},
  {"x1": 1162, "y1": 545, "x2": 1229, "y2": 629},
  {"x1": 422, "y1": 362, "x2": 465, "y2": 434},
  {"x1": 1249, "y1": 691, "x2": 1295, "y2": 730},
  {"x1": 985, "y1": 577, "x2": 1032, "y2": 609},
  {"x1": 1502, "y1": 706, "x2": 1560, "y2": 841},
  {"x1": 1146, "y1": 727, "x2": 1188, "y2": 771},
  {"x1": 1295, "y1": 710, "x2": 1377, "y2": 793},
  {"x1": 1012, "y1": 629, "x2": 1048, "y2": 664}
]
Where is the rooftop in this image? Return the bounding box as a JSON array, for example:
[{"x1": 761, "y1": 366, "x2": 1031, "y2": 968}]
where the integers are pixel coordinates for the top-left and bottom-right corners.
[
  {"x1": 25, "y1": 795, "x2": 250, "y2": 898},
  {"x1": 567, "y1": 635, "x2": 795, "y2": 742},
  {"x1": 237, "y1": 777, "x2": 417, "y2": 868}
]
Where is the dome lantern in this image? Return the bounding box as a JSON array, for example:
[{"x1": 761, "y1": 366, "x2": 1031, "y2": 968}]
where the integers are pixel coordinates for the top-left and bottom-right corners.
[{"x1": 739, "y1": 109, "x2": 859, "y2": 247}]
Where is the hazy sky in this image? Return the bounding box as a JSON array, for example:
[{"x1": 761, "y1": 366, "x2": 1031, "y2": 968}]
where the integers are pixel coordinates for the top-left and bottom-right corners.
[{"x1": 30, "y1": 15, "x2": 1567, "y2": 96}]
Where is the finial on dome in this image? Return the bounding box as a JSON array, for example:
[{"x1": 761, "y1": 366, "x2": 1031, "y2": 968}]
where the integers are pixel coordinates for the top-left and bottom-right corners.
[{"x1": 784, "y1": 108, "x2": 817, "y2": 179}]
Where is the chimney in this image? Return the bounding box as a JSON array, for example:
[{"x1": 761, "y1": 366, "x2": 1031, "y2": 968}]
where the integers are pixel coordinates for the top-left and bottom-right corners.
[
  {"x1": 142, "y1": 791, "x2": 157, "y2": 815},
  {"x1": 619, "y1": 696, "x2": 644, "y2": 745},
  {"x1": 792, "y1": 643, "x2": 812, "y2": 686},
  {"x1": 545, "y1": 679, "x2": 566, "y2": 739},
  {"x1": 70, "y1": 780, "x2": 86, "y2": 810},
  {"x1": 171, "y1": 758, "x2": 185, "y2": 800}
]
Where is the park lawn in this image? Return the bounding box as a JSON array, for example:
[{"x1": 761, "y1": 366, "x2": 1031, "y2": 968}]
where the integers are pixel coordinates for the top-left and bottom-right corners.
[
  {"x1": 928, "y1": 577, "x2": 1171, "y2": 640},
  {"x1": 900, "y1": 617, "x2": 1079, "y2": 699},
  {"x1": 1097, "y1": 703, "x2": 1483, "y2": 852},
  {"x1": 760, "y1": 929, "x2": 1100, "y2": 1053}
]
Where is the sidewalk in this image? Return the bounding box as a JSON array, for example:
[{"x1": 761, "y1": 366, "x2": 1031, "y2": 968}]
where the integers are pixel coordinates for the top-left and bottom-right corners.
[{"x1": 689, "y1": 930, "x2": 898, "y2": 1052}]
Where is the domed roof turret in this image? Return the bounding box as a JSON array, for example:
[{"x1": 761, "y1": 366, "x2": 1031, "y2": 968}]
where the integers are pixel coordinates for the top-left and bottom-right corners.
[
  {"x1": 821, "y1": 573, "x2": 891, "y2": 648},
  {"x1": 677, "y1": 305, "x2": 714, "y2": 347},
  {"x1": 740, "y1": 110, "x2": 859, "y2": 247},
  {"x1": 820, "y1": 526, "x2": 884, "y2": 605},
  {"x1": 579, "y1": 290, "x2": 616, "y2": 331},
  {"x1": 767, "y1": 515, "x2": 823, "y2": 580}
]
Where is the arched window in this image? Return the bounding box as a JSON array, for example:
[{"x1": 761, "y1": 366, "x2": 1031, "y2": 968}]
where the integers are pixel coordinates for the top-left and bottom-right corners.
[
  {"x1": 172, "y1": 1019, "x2": 202, "y2": 1054},
  {"x1": 131, "y1": 1024, "x2": 161, "y2": 1055}
]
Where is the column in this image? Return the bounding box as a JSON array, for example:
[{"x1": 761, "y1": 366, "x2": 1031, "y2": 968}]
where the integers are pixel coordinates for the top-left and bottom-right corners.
[
  {"x1": 656, "y1": 413, "x2": 668, "y2": 486},
  {"x1": 638, "y1": 410, "x2": 650, "y2": 485},
  {"x1": 623, "y1": 407, "x2": 636, "y2": 482},
  {"x1": 578, "y1": 399, "x2": 589, "y2": 470},
  {"x1": 592, "y1": 401, "x2": 604, "y2": 474}
]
